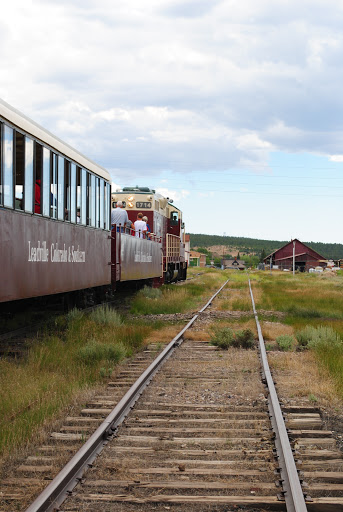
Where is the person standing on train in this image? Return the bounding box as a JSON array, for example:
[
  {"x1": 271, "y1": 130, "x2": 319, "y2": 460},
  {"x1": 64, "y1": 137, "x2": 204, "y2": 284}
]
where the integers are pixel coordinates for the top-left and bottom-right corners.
[
  {"x1": 142, "y1": 216, "x2": 151, "y2": 239},
  {"x1": 35, "y1": 179, "x2": 41, "y2": 213},
  {"x1": 134, "y1": 213, "x2": 147, "y2": 238},
  {"x1": 111, "y1": 201, "x2": 129, "y2": 232}
]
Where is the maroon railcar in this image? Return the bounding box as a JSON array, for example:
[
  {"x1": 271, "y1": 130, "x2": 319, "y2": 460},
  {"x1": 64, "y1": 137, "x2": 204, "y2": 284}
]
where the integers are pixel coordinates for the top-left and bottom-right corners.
[
  {"x1": 0, "y1": 100, "x2": 187, "y2": 305},
  {"x1": 0, "y1": 98, "x2": 113, "y2": 303},
  {"x1": 111, "y1": 187, "x2": 187, "y2": 283},
  {"x1": 0, "y1": 101, "x2": 175, "y2": 305}
]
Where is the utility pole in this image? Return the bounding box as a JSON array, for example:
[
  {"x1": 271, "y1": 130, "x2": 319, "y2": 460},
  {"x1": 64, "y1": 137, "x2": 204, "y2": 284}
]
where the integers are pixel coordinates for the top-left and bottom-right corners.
[
  {"x1": 222, "y1": 232, "x2": 226, "y2": 270},
  {"x1": 293, "y1": 240, "x2": 296, "y2": 276}
]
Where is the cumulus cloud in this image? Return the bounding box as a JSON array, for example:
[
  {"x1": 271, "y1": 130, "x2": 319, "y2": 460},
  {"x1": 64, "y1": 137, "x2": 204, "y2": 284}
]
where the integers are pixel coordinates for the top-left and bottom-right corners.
[
  {"x1": 156, "y1": 187, "x2": 190, "y2": 202},
  {"x1": 2, "y1": 0, "x2": 343, "y2": 181}
]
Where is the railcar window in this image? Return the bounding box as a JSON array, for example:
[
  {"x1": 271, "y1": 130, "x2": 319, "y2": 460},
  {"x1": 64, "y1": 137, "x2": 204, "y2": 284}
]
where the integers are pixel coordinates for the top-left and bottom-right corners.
[
  {"x1": 76, "y1": 166, "x2": 81, "y2": 224},
  {"x1": 3, "y1": 124, "x2": 14, "y2": 208},
  {"x1": 64, "y1": 160, "x2": 70, "y2": 221},
  {"x1": 24, "y1": 137, "x2": 34, "y2": 213},
  {"x1": 106, "y1": 183, "x2": 111, "y2": 230},
  {"x1": 86, "y1": 171, "x2": 91, "y2": 226},
  {"x1": 42, "y1": 148, "x2": 50, "y2": 217},
  {"x1": 34, "y1": 142, "x2": 43, "y2": 214},
  {"x1": 0, "y1": 123, "x2": 2, "y2": 205},
  {"x1": 57, "y1": 155, "x2": 64, "y2": 220},
  {"x1": 95, "y1": 177, "x2": 100, "y2": 228},
  {"x1": 170, "y1": 211, "x2": 179, "y2": 226},
  {"x1": 81, "y1": 168, "x2": 87, "y2": 225},
  {"x1": 90, "y1": 174, "x2": 96, "y2": 227},
  {"x1": 70, "y1": 163, "x2": 76, "y2": 223},
  {"x1": 15, "y1": 131, "x2": 24, "y2": 211},
  {"x1": 51, "y1": 153, "x2": 57, "y2": 219},
  {"x1": 100, "y1": 179, "x2": 104, "y2": 229}
]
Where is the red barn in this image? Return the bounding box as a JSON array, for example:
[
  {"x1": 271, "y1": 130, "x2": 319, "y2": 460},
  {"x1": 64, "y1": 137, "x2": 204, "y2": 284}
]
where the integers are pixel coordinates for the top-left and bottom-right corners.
[{"x1": 264, "y1": 239, "x2": 327, "y2": 272}]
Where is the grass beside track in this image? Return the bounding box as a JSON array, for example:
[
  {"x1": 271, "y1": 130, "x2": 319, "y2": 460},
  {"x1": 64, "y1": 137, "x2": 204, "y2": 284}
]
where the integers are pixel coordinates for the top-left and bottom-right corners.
[
  {"x1": 131, "y1": 268, "x2": 228, "y2": 315},
  {"x1": 252, "y1": 271, "x2": 343, "y2": 399},
  {"x1": 0, "y1": 270, "x2": 226, "y2": 461},
  {"x1": 0, "y1": 307, "x2": 166, "y2": 459}
]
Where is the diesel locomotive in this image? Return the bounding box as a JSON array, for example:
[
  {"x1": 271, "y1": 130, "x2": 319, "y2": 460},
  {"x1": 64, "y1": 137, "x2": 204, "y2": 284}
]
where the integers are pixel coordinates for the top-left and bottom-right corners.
[{"x1": 0, "y1": 98, "x2": 187, "y2": 304}]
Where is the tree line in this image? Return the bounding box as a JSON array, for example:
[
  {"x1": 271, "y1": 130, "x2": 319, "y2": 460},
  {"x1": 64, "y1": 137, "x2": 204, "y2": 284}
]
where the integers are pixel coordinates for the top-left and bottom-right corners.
[{"x1": 189, "y1": 233, "x2": 343, "y2": 260}]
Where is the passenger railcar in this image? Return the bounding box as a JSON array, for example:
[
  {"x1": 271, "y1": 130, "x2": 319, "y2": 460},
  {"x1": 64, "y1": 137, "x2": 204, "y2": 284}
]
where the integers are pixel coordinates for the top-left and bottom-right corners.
[
  {"x1": 0, "y1": 99, "x2": 186, "y2": 305},
  {"x1": 0, "y1": 98, "x2": 113, "y2": 303}
]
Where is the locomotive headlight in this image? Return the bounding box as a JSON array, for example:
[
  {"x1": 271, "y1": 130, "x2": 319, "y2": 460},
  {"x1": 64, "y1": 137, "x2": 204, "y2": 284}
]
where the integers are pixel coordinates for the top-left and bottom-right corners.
[
  {"x1": 128, "y1": 196, "x2": 134, "y2": 201},
  {"x1": 128, "y1": 202, "x2": 134, "y2": 208}
]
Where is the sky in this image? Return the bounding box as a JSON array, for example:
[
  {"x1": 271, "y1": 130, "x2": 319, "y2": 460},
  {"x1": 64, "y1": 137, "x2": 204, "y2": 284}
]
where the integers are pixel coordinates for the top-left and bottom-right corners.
[{"x1": 2, "y1": 0, "x2": 343, "y2": 243}]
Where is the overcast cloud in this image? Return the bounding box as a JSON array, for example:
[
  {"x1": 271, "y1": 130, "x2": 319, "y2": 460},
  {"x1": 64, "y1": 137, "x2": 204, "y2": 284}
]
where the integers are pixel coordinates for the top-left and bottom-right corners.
[
  {"x1": 2, "y1": 0, "x2": 343, "y2": 176},
  {"x1": 2, "y1": 0, "x2": 343, "y2": 241}
]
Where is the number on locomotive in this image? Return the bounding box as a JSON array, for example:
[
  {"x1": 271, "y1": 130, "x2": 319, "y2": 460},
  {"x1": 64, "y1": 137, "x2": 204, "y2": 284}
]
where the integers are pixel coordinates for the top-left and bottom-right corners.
[{"x1": 136, "y1": 201, "x2": 151, "y2": 208}]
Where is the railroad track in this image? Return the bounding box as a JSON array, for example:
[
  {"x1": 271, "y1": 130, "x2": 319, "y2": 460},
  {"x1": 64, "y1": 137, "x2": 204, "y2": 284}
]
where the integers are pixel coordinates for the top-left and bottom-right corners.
[{"x1": 1, "y1": 279, "x2": 342, "y2": 511}]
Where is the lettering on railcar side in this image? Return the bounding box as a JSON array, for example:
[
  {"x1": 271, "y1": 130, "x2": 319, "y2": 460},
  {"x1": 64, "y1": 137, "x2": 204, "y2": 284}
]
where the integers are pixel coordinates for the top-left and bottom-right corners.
[
  {"x1": 134, "y1": 252, "x2": 153, "y2": 263},
  {"x1": 28, "y1": 241, "x2": 49, "y2": 262},
  {"x1": 28, "y1": 241, "x2": 86, "y2": 263}
]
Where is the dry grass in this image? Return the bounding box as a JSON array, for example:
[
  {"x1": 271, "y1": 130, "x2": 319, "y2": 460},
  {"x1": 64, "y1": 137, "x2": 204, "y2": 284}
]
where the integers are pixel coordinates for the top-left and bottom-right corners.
[
  {"x1": 261, "y1": 321, "x2": 294, "y2": 341},
  {"x1": 268, "y1": 351, "x2": 343, "y2": 409},
  {"x1": 184, "y1": 329, "x2": 212, "y2": 341},
  {"x1": 145, "y1": 324, "x2": 185, "y2": 344}
]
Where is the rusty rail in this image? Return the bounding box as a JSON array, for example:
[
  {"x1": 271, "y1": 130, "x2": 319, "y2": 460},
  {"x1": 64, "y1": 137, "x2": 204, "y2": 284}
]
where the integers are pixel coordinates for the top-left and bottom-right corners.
[{"x1": 248, "y1": 279, "x2": 308, "y2": 512}]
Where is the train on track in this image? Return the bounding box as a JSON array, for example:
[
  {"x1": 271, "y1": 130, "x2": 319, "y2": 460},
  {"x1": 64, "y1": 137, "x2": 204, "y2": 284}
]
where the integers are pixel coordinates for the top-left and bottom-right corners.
[{"x1": 0, "y1": 99, "x2": 187, "y2": 305}]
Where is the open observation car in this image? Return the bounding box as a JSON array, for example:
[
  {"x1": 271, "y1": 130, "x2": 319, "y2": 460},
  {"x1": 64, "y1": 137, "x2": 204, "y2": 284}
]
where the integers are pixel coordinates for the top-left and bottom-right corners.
[{"x1": 112, "y1": 187, "x2": 187, "y2": 284}]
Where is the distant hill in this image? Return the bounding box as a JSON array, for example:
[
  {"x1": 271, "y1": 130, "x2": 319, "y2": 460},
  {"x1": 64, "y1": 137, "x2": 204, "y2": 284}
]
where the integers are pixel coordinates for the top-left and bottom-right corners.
[{"x1": 188, "y1": 233, "x2": 343, "y2": 260}]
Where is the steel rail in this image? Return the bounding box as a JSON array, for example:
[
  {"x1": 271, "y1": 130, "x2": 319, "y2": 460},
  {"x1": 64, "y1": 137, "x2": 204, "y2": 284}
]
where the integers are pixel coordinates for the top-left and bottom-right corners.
[
  {"x1": 26, "y1": 279, "x2": 229, "y2": 512},
  {"x1": 248, "y1": 279, "x2": 308, "y2": 512}
]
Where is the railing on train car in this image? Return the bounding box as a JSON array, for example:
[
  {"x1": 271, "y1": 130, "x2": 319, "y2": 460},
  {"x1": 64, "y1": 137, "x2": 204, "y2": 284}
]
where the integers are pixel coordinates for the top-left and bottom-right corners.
[
  {"x1": 165, "y1": 234, "x2": 181, "y2": 270},
  {"x1": 112, "y1": 224, "x2": 161, "y2": 242},
  {"x1": 111, "y1": 224, "x2": 163, "y2": 283}
]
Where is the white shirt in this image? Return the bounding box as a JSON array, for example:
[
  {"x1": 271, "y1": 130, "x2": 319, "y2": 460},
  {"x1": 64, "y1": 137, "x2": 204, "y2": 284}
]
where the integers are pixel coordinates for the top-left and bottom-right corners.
[
  {"x1": 134, "y1": 220, "x2": 147, "y2": 238},
  {"x1": 111, "y1": 207, "x2": 129, "y2": 227}
]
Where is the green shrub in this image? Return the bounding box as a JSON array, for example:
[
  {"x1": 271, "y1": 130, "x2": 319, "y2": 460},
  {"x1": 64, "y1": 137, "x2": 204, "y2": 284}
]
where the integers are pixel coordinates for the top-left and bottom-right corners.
[
  {"x1": 99, "y1": 367, "x2": 114, "y2": 378},
  {"x1": 77, "y1": 339, "x2": 126, "y2": 365},
  {"x1": 296, "y1": 325, "x2": 342, "y2": 349},
  {"x1": 67, "y1": 308, "x2": 84, "y2": 323},
  {"x1": 276, "y1": 335, "x2": 295, "y2": 351},
  {"x1": 89, "y1": 306, "x2": 123, "y2": 326},
  {"x1": 140, "y1": 286, "x2": 162, "y2": 299},
  {"x1": 211, "y1": 328, "x2": 255, "y2": 350},
  {"x1": 233, "y1": 329, "x2": 255, "y2": 349},
  {"x1": 210, "y1": 328, "x2": 234, "y2": 349}
]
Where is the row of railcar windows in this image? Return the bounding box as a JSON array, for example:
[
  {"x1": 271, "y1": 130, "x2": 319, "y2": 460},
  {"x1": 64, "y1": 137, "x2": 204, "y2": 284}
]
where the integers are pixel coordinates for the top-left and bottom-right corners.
[{"x1": 0, "y1": 121, "x2": 111, "y2": 229}]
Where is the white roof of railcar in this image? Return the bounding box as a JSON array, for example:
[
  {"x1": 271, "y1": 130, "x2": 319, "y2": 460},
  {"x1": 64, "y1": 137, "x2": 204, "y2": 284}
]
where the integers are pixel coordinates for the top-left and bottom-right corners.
[{"x1": 0, "y1": 98, "x2": 110, "y2": 181}]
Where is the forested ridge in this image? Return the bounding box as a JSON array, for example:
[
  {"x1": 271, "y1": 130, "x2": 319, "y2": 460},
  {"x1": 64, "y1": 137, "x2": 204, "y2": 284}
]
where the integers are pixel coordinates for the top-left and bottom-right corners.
[{"x1": 188, "y1": 233, "x2": 343, "y2": 260}]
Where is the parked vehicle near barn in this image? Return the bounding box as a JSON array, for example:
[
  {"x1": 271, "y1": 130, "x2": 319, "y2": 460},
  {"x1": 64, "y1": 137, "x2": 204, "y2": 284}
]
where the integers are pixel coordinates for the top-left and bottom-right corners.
[{"x1": 0, "y1": 99, "x2": 186, "y2": 304}]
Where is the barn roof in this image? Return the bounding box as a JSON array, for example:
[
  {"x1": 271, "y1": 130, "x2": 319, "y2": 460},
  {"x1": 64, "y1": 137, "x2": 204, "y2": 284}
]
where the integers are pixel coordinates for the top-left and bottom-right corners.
[{"x1": 264, "y1": 239, "x2": 326, "y2": 263}]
